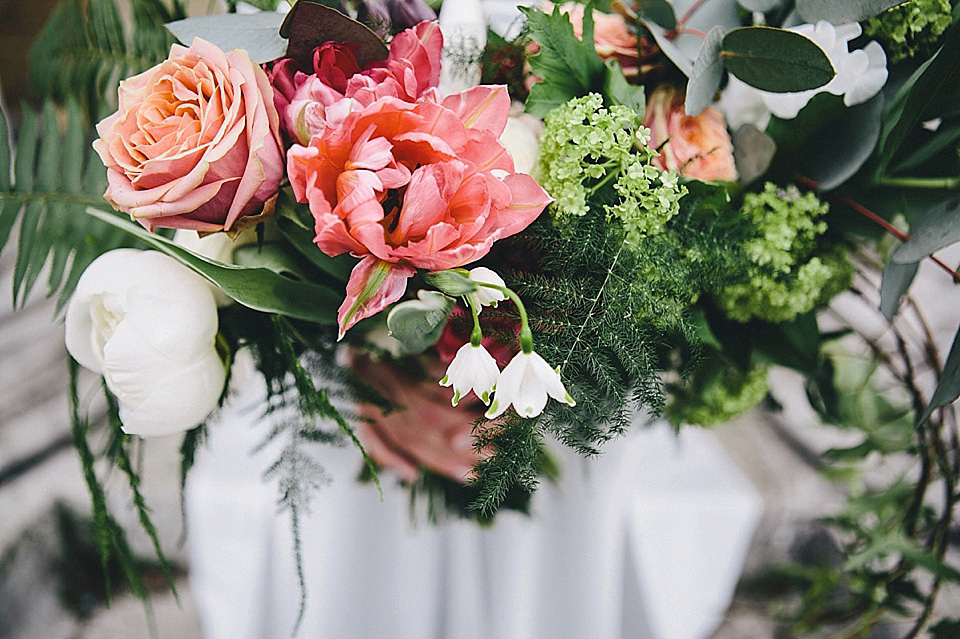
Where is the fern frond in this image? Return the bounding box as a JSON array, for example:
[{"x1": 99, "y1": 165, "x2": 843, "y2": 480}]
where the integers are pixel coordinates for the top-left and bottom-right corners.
[
  {"x1": 0, "y1": 100, "x2": 137, "y2": 309},
  {"x1": 29, "y1": 0, "x2": 183, "y2": 122}
]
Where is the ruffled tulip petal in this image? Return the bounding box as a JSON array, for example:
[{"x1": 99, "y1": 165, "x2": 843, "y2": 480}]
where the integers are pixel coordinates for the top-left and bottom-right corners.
[
  {"x1": 441, "y1": 85, "x2": 510, "y2": 135},
  {"x1": 338, "y1": 256, "x2": 417, "y2": 339}
]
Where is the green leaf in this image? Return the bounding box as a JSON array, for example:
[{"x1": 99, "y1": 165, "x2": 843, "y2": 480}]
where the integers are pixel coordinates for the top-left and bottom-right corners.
[
  {"x1": 521, "y1": 4, "x2": 606, "y2": 118},
  {"x1": 721, "y1": 27, "x2": 835, "y2": 93},
  {"x1": 796, "y1": 0, "x2": 908, "y2": 24},
  {"x1": 83, "y1": 207, "x2": 342, "y2": 324},
  {"x1": 879, "y1": 259, "x2": 918, "y2": 321},
  {"x1": 685, "y1": 25, "x2": 727, "y2": 116},
  {"x1": 635, "y1": 0, "x2": 676, "y2": 29},
  {"x1": 166, "y1": 12, "x2": 287, "y2": 64},
  {"x1": 424, "y1": 269, "x2": 477, "y2": 296},
  {"x1": 232, "y1": 242, "x2": 311, "y2": 279},
  {"x1": 803, "y1": 93, "x2": 883, "y2": 191},
  {"x1": 890, "y1": 196, "x2": 960, "y2": 264},
  {"x1": 603, "y1": 59, "x2": 645, "y2": 116},
  {"x1": 877, "y1": 21, "x2": 960, "y2": 175},
  {"x1": 919, "y1": 324, "x2": 960, "y2": 424},
  {"x1": 280, "y1": 0, "x2": 387, "y2": 69},
  {"x1": 386, "y1": 290, "x2": 454, "y2": 354},
  {"x1": 273, "y1": 190, "x2": 355, "y2": 284}
]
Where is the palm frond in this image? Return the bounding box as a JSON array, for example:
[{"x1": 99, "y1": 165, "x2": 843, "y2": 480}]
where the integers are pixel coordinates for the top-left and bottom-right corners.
[
  {"x1": 29, "y1": 0, "x2": 184, "y2": 122},
  {"x1": 0, "y1": 100, "x2": 137, "y2": 310}
]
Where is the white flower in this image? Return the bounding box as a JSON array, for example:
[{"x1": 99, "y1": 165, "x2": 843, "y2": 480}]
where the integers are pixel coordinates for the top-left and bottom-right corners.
[
  {"x1": 440, "y1": 343, "x2": 500, "y2": 406},
  {"x1": 467, "y1": 267, "x2": 506, "y2": 311},
  {"x1": 485, "y1": 351, "x2": 575, "y2": 419},
  {"x1": 65, "y1": 249, "x2": 226, "y2": 437},
  {"x1": 717, "y1": 21, "x2": 888, "y2": 126},
  {"x1": 500, "y1": 110, "x2": 543, "y2": 176}
]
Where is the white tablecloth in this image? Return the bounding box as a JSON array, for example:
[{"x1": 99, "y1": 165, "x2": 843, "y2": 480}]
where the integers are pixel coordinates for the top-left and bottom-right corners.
[{"x1": 185, "y1": 356, "x2": 762, "y2": 639}]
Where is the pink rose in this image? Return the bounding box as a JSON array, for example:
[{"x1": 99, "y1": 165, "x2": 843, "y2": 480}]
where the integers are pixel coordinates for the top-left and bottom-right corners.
[
  {"x1": 556, "y1": 2, "x2": 639, "y2": 78},
  {"x1": 644, "y1": 86, "x2": 738, "y2": 182},
  {"x1": 288, "y1": 82, "x2": 550, "y2": 337},
  {"x1": 94, "y1": 38, "x2": 284, "y2": 232}
]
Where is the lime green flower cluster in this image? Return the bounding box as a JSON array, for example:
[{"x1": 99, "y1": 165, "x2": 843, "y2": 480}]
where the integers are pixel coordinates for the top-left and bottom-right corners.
[
  {"x1": 538, "y1": 94, "x2": 686, "y2": 244},
  {"x1": 864, "y1": 0, "x2": 953, "y2": 64},
  {"x1": 720, "y1": 183, "x2": 852, "y2": 323},
  {"x1": 667, "y1": 363, "x2": 770, "y2": 427}
]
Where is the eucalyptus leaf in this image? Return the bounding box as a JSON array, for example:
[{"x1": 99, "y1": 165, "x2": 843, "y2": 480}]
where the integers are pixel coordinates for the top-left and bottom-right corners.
[
  {"x1": 386, "y1": 290, "x2": 455, "y2": 354},
  {"x1": 166, "y1": 12, "x2": 287, "y2": 63},
  {"x1": 642, "y1": 20, "x2": 693, "y2": 77},
  {"x1": 732, "y1": 124, "x2": 776, "y2": 185},
  {"x1": 685, "y1": 26, "x2": 727, "y2": 116},
  {"x1": 721, "y1": 27, "x2": 834, "y2": 93},
  {"x1": 424, "y1": 269, "x2": 477, "y2": 296},
  {"x1": 920, "y1": 325, "x2": 960, "y2": 424},
  {"x1": 280, "y1": 0, "x2": 387, "y2": 69},
  {"x1": 891, "y1": 196, "x2": 960, "y2": 264},
  {"x1": 84, "y1": 207, "x2": 341, "y2": 324},
  {"x1": 796, "y1": 0, "x2": 906, "y2": 24},
  {"x1": 879, "y1": 259, "x2": 918, "y2": 321},
  {"x1": 802, "y1": 93, "x2": 883, "y2": 191},
  {"x1": 635, "y1": 0, "x2": 676, "y2": 29}
]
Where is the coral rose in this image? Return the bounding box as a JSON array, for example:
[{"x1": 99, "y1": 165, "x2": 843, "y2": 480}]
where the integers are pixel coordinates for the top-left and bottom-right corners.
[
  {"x1": 287, "y1": 83, "x2": 551, "y2": 337},
  {"x1": 644, "y1": 86, "x2": 737, "y2": 182},
  {"x1": 94, "y1": 38, "x2": 284, "y2": 232}
]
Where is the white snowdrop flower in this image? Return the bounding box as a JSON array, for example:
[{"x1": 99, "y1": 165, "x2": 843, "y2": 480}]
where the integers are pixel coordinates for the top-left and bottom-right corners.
[
  {"x1": 65, "y1": 249, "x2": 226, "y2": 437},
  {"x1": 440, "y1": 343, "x2": 500, "y2": 406},
  {"x1": 485, "y1": 350, "x2": 575, "y2": 419},
  {"x1": 467, "y1": 267, "x2": 506, "y2": 312}
]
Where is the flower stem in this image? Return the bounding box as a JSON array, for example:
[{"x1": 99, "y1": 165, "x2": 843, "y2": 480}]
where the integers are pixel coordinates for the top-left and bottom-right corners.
[
  {"x1": 794, "y1": 174, "x2": 960, "y2": 284},
  {"x1": 468, "y1": 298, "x2": 483, "y2": 347},
  {"x1": 677, "y1": 0, "x2": 711, "y2": 29},
  {"x1": 475, "y1": 281, "x2": 534, "y2": 353},
  {"x1": 876, "y1": 176, "x2": 960, "y2": 190}
]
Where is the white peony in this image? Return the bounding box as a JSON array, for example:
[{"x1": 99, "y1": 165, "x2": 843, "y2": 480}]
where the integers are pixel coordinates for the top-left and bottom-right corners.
[
  {"x1": 65, "y1": 249, "x2": 227, "y2": 437},
  {"x1": 500, "y1": 110, "x2": 543, "y2": 177},
  {"x1": 440, "y1": 342, "x2": 500, "y2": 406},
  {"x1": 485, "y1": 350, "x2": 575, "y2": 419}
]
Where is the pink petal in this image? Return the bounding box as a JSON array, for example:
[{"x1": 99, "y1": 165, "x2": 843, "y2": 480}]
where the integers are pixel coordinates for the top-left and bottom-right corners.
[
  {"x1": 498, "y1": 173, "x2": 551, "y2": 237},
  {"x1": 441, "y1": 85, "x2": 510, "y2": 136},
  {"x1": 337, "y1": 257, "x2": 415, "y2": 339}
]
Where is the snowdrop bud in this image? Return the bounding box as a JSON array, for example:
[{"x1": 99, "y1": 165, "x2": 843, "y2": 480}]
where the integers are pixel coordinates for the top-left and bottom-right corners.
[
  {"x1": 440, "y1": 343, "x2": 500, "y2": 405},
  {"x1": 485, "y1": 351, "x2": 575, "y2": 419},
  {"x1": 65, "y1": 249, "x2": 226, "y2": 437},
  {"x1": 467, "y1": 267, "x2": 506, "y2": 312}
]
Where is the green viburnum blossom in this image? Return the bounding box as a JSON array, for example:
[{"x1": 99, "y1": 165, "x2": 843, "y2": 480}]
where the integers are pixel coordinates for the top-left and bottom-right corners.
[
  {"x1": 719, "y1": 183, "x2": 852, "y2": 323},
  {"x1": 538, "y1": 93, "x2": 686, "y2": 244},
  {"x1": 864, "y1": 0, "x2": 953, "y2": 64},
  {"x1": 667, "y1": 362, "x2": 770, "y2": 427}
]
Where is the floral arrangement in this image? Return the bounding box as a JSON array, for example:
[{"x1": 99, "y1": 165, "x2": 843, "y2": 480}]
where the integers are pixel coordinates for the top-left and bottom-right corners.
[{"x1": 3, "y1": 0, "x2": 960, "y2": 635}]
